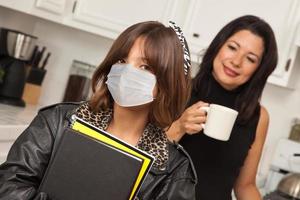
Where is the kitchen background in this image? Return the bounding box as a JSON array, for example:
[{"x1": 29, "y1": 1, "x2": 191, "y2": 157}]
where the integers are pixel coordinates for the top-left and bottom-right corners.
[{"x1": 0, "y1": 0, "x2": 300, "y2": 198}]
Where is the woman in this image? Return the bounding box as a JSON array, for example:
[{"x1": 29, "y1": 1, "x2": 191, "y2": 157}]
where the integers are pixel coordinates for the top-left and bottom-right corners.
[
  {"x1": 167, "y1": 15, "x2": 278, "y2": 200},
  {"x1": 0, "y1": 21, "x2": 196, "y2": 200}
]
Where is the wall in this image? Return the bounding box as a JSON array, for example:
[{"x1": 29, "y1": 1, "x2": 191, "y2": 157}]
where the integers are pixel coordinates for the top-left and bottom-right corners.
[{"x1": 1, "y1": 6, "x2": 300, "y2": 180}]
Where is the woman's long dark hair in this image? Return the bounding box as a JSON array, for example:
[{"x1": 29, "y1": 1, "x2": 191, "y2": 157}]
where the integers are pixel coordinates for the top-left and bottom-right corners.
[{"x1": 194, "y1": 15, "x2": 278, "y2": 123}]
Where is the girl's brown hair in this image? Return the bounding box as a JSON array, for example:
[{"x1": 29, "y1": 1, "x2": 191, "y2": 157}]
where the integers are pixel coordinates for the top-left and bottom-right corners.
[{"x1": 90, "y1": 21, "x2": 191, "y2": 128}]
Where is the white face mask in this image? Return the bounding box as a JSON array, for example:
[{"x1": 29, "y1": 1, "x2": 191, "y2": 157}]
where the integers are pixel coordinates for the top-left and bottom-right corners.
[{"x1": 105, "y1": 63, "x2": 156, "y2": 107}]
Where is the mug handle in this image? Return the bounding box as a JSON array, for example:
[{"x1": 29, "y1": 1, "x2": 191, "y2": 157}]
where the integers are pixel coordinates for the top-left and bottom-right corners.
[{"x1": 199, "y1": 106, "x2": 209, "y2": 129}]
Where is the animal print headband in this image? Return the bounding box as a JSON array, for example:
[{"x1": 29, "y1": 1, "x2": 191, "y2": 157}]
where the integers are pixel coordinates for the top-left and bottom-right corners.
[{"x1": 169, "y1": 21, "x2": 191, "y2": 75}]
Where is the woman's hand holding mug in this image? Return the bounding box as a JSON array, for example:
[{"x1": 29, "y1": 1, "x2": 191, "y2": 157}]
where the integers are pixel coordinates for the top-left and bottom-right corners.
[
  {"x1": 178, "y1": 101, "x2": 209, "y2": 135},
  {"x1": 167, "y1": 101, "x2": 238, "y2": 142},
  {"x1": 166, "y1": 101, "x2": 209, "y2": 142}
]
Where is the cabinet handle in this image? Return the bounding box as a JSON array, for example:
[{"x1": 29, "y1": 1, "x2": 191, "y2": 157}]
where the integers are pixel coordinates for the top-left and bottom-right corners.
[
  {"x1": 285, "y1": 58, "x2": 291, "y2": 72},
  {"x1": 192, "y1": 33, "x2": 200, "y2": 38},
  {"x1": 72, "y1": 1, "x2": 77, "y2": 13}
]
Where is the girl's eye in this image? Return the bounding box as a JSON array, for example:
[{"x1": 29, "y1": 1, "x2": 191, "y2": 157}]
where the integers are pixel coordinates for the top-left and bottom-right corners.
[
  {"x1": 140, "y1": 65, "x2": 154, "y2": 73},
  {"x1": 117, "y1": 59, "x2": 126, "y2": 64}
]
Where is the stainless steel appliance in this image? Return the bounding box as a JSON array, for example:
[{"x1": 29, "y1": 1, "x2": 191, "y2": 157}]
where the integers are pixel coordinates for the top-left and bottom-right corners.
[
  {"x1": 264, "y1": 190, "x2": 299, "y2": 200},
  {"x1": 277, "y1": 173, "x2": 300, "y2": 199},
  {"x1": 0, "y1": 28, "x2": 37, "y2": 107},
  {"x1": 264, "y1": 139, "x2": 300, "y2": 199}
]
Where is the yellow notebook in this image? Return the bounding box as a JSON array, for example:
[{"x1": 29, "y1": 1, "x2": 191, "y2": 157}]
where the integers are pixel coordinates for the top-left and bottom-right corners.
[{"x1": 71, "y1": 116, "x2": 155, "y2": 200}]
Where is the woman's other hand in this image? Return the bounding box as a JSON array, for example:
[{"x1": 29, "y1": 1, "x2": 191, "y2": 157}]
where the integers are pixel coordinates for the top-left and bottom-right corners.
[{"x1": 166, "y1": 101, "x2": 209, "y2": 142}]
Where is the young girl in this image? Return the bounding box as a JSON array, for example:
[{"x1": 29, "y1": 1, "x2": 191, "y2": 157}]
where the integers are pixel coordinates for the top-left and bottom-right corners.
[
  {"x1": 0, "y1": 21, "x2": 196, "y2": 200},
  {"x1": 167, "y1": 15, "x2": 278, "y2": 200}
]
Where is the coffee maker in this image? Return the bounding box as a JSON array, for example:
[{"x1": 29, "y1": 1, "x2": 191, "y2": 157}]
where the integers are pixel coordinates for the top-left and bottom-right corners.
[{"x1": 0, "y1": 28, "x2": 37, "y2": 107}]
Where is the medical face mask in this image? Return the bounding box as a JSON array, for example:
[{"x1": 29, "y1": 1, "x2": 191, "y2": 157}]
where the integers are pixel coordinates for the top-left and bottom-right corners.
[{"x1": 105, "y1": 63, "x2": 156, "y2": 107}]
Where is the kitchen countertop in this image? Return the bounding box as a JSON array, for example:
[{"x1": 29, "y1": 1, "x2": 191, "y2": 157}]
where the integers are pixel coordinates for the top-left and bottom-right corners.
[
  {"x1": 0, "y1": 103, "x2": 42, "y2": 164},
  {"x1": 0, "y1": 103, "x2": 40, "y2": 124},
  {"x1": 0, "y1": 103, "x2": 41, "y2": 139}
]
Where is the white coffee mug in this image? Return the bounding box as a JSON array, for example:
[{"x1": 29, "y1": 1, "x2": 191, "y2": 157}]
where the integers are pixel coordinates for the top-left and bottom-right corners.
[{"x1": 201, "y1": 104, "x2": 238, "y2": 141}]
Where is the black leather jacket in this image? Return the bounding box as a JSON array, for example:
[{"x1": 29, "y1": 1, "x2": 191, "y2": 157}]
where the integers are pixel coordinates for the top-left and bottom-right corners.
[{"x1": 0, "y1": 103, "x2": 197, "y2": 200}]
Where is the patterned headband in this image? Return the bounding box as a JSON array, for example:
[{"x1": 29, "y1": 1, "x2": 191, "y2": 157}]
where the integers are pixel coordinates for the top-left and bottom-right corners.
[{"x1": 169, "y1": 21, "x2": 191, "y2": 76}]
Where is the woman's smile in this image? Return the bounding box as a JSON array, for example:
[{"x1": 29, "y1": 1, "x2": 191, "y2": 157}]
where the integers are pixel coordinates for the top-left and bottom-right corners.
[{"x1": 223, "y1": 65, "x2": 239, "y2": 78}]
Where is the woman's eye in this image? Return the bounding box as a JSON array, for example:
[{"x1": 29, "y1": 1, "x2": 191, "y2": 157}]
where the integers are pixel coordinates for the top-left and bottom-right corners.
[
  {"x1": 228, "y1": 44, "x2": 237, "y2": 51},
  {"x1": 247, "y1": 57, "x2": 256, "y2": 64},
  {"x1": 117, "y1": 59, "x2": 126, "y2": 64}
]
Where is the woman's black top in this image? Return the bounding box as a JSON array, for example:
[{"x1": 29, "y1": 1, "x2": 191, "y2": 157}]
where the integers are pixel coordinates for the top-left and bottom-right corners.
[{"x1": 180, "y1": 74, "x2": 260, "y2": 200}]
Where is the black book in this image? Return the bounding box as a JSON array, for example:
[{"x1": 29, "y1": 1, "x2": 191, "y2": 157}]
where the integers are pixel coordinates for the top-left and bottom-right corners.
[{"x1": 38, "y1": 117, "x2": 154, "y2": 200}]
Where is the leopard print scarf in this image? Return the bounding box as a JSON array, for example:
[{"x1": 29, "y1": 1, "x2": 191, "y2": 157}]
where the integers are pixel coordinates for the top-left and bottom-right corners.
[{"x1": 75, "y1": 103, "x2": 168, "y2": 169}]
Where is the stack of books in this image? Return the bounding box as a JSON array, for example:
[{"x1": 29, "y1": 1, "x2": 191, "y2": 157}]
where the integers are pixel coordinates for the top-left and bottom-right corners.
[{"x1": 38, "y1": 116, "x2": 154, "y2": 200}]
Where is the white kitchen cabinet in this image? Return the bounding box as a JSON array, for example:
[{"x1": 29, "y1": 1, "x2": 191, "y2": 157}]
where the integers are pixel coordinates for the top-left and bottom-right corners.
[
  {"x1": 31, "y1": 0, "x2": 187, "y2": 39},
  {"x1": 0, "y1": 0, "x2": 186, "y2": 40},
  {"x1": 0, "y1": 0, "x2": 34, "y2": 13},
  {"x1": 30, "y1": 0, "x2": 74, "y2": 24},
  {"x1": 0, "y1": 0, "x2": 72, "y2": 24},
  {"x1": 0, "y1": 0, "x2": 68, "y2": 19},
  {"x1": 70, "y1": 0, "x2": 178, "y2": 39},
  {"x1": 35, "y1": 0, "x2": 67, "y2": 14},
  {"x1": 183, "y1": 0, "x2": 300, "y2": 88}
]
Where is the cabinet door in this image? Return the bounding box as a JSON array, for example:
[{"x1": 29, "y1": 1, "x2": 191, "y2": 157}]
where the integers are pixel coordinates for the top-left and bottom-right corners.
[
  {"x1": 71, "y1": 0, "x2": 175, "y2": 39},
  {"x1": 0, "y1": 0, "x2": 35, "y2": 14},
  {"x1": 30, "y1": 0, "x2": 70, "y2": 23},
  {"x1": 35, "y1": 0, "x2": 67, "y2": 14},
  {"x1": 267, "y1": 0, "x2": 300, "y2": 87},
  {"x1": 184, "y1": 0, "x2": 300, "y2": 87}
]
